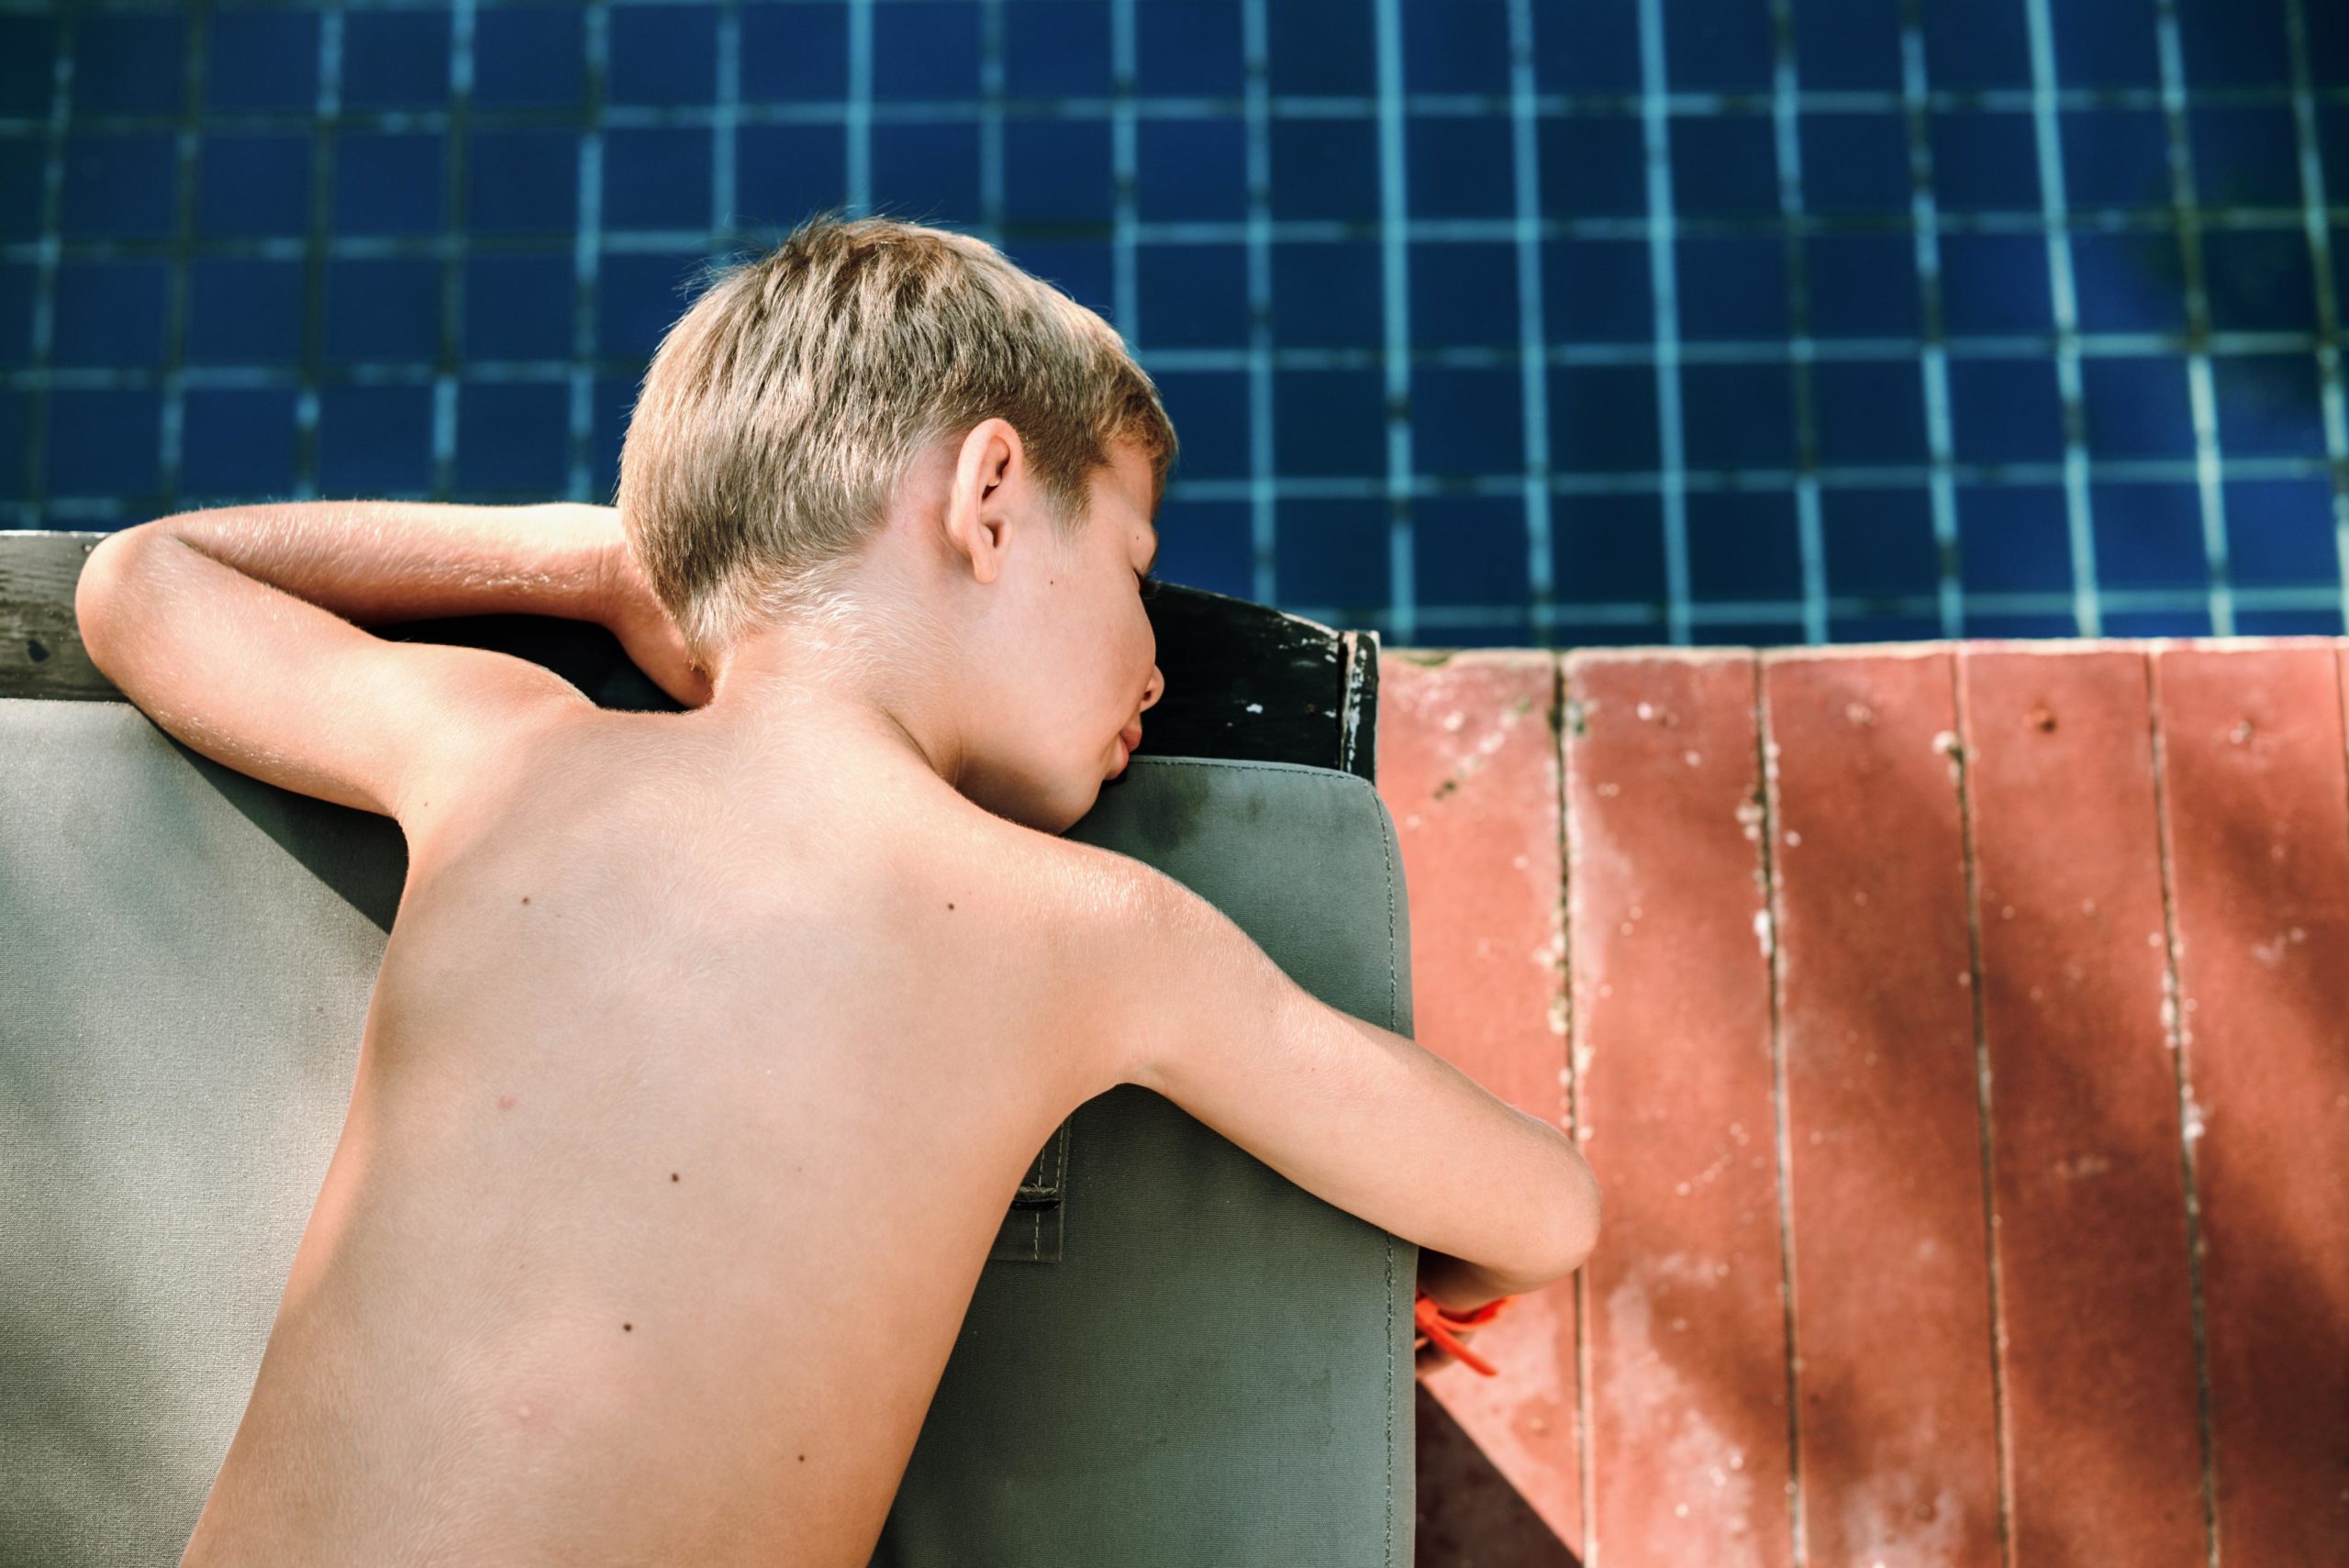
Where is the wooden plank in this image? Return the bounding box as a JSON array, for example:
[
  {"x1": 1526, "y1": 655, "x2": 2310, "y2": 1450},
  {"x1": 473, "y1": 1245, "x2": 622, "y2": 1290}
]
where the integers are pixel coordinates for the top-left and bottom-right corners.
[
  {"x1": 1565, "y1": 650, "x2": 1789, "y2": 1568},
  {"x1": 2151, "y1": 641, "x2": 2349, "y2": 1567},
  {"x1": 1760, "y1": 648, "x2": 2002, "y2": 1566},
  {"x1": 1374, "y1": 651, "x2": 1582, "y2": 1556},
  {"x1": 1957, "y1": 645, "x2": 2206, "y2": 1565}
]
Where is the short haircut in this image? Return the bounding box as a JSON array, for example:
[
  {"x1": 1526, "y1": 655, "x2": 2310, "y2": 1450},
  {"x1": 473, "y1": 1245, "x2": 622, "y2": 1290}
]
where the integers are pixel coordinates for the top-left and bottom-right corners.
[{"x1": 614, "y1": 209, "x2": 1179, "y2": 670}]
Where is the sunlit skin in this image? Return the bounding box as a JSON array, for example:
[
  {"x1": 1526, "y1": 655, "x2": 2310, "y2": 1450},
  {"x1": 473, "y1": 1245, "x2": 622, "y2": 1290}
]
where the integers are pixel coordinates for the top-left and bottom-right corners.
[{"x1": 83, "y1": 415, "x2": 1597, "y2": 1565}]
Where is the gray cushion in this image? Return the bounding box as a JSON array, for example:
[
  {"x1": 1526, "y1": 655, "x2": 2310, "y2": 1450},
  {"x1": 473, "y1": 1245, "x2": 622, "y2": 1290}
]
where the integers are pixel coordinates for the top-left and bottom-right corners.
[{"x1": 0, "y1": 702, "x2": 1417, "y2": 1566}]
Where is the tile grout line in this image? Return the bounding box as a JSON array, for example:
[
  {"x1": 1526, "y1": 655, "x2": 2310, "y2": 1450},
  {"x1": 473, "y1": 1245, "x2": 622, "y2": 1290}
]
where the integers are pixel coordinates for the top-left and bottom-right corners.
[
  {"x1": 1943, "y1": 650, "x2": 2018, "y2": 1568},
  {"x1": 20, "y1": 11, "x2": 72, "y2": 525},
  {"x1": 1635, "y1": 0, "x2": 1690, "y2": 645},
  {"x1": 1766, "y1": 0, "x2": 1828, "y2": 646},
  {"x1": 1506, "y1": 0, "x2": 1554, "y2": 644},
  {"x1": 845, "y1": 0, "x2": 870, "y2": 215},
  {"x1": 567, "y1": 0, "x2": 609, "y2": 506},
  {"x1": 2151, "y1": 0, "x2": 2234, "y2": 637},
  {"x1": 1241, "y1": 0, "x2": 1277, "y2": 606},
  {"x1": 1898, "y1": 0, "x2": 1963, "y2": 639},
  {"x1": 2141, "y1": 643, "x2": 2222, "y2": 1568},
  {"x1": 1110, "y1": 0, "x2": 1137, "y2": 344},
  {"x1": 1551, "y1": 652, "x2": 1593, "y2": 1561},
  {"x1": 429, "y1": 0, "x2": 478, "y2": 500},
  {"x1": 2281, "y1": 0, "x2": 2349, "y2": 634},
  {"x1": 295, "y1": 4, "x2": 344, "y2": 507},
  {"x1": 977, "y1": 0, "x2": 1001, "y2": 241},
  {"x1": 1753, "y1": 651, "x2": 1808, "y2": 1568},
  {"x1": 156, "y1": 4, "x2": 207, "y2": 513},
  {"x1": 2020, "y1": 0, "x2": 2103, "y2": 637},
  {"x1": 1373, "y1": 0, "x2": 1415, "y2": 648}
]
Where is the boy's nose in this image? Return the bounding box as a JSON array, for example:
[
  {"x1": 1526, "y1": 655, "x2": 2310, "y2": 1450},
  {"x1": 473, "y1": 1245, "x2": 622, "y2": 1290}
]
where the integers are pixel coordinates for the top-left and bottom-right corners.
[{"x1": 1141, "y1": 666, "x2": 1164, "y2": 712}]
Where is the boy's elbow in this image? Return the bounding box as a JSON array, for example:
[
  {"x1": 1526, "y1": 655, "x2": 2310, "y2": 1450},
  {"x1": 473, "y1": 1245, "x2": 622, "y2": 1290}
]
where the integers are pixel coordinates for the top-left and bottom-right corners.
[{"x1": 1531, "y1": 1139, "x2": 1603, "y2": 1287}]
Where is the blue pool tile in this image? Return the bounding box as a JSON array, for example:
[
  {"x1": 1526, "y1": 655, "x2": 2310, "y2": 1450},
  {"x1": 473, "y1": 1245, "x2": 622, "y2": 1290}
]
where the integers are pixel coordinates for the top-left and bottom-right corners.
[
  {"x1": 1670, "y1": 116, "x2": 1778, "y2": 217},
  {"x1": 73, "y1": 11, "x2": 184, "y2": 116},
  {"x1": 1409, "y1": 240, "x2": 1520, "y2": 348},
  {"x1": 325, "y1": 255, "x2": 440, "y2": 363},
  {"x1": 1002, "y1": 239, "x2": 1113, "y2": 320},
  {"x1": 2090, "y1": 481, "x2": 2208, "y2": 587},
  {"x1": 1413, "y1": 494, "x2": 1528, "y2": 606},
  {"x1": 591, "y1": 374, "x2": 633, "y2": 503},
  {"x1": 1274, "y1": 239, "x2": 1381, "y2": 347},
  {"x1": 2102, "y1": 609, "x2": 2218, "y2": 638},
  {"x1": 1148, "y1": 369, "x2": 1249, "y2": 478},
  {"x1": 318, "y1": 383, "x2": 432, "y2": 494},
  {"x1": 871, "y1": 120, "x2": 981, "y2": 227},
  {"x1": 1811, "y1": 360, "x2": 1929, "y2": 467},
  {"x1": 197, "y1": 132, "x2": 313, "y2": 239},
  {"x1": 1403, "y1": 0, "x2": 1509, "y2": 95},
  {"x1": 2210, "y1": 354, "x2": 2326, "y2": 457},
  {"x1": 1543, "y1": 238, "x2": 1654, "y2": 343},
  {"x1": 60, "y1": 133, "x2": 177, "y2": 239},
  {"x1": 1407, "y1": 117, "x2": 1515, "y2": 219},
  {"x1": 1964, "y1": 612, "x2": 2080, "y2": 639},
  {"x1": 1799, "y1": 113, "x2": 1912, "y2": 214},
  {"x1": 1947, "y1": 357, "x2": 2065, "y2": 464},
  {"x1": 1539, "y1": 116, "x2": 1648, "y2": 217},
  {"x1": 1006, "y1": 0, "x2": 1111, "y2": 99},
  {"x1": 468, "y1": 129, "x2": 578, "y2": 234},
  {"x1": 473, "y1": 6, "x2": 583, "y2": 107},
  {"x1": 1270, "y1": 118, "x2": 1379, "y2": 222},
  {"x1": 2069, "y1": 232, "x2": 2186, "y2": 334},
  {"x1": 736, "y1": 124, "x2": 846, "y2": 228},
  {"x1": 1822, "y1": 486, "x2": 1940, "y2": 596},
  {"x1": 2059, "y1": 109, "x2": 2169, "y2": 210},
  {"x1": 1136, "y1": 117, "x2": 1247, "y2": 222},
  {"x1": 0, "y1": 142, "x2": 42, "y2": 242},
  {"x1": 186, "y1": 257, "x2": 306, "y2": 365},
  {"x1": 1920, "y1": 0, "x2": 2031, "y2": 87},
  {"x1": 2080, "y1": 354, "x2": 2194, "y2": 460},
  {"x1": 1005, "y1": 117, "x2": 1113, "y2": 224},
  {"x1": 1415, "y1": 616, "x2": 1540, "y2": 650},
  {"x1": 2310, "y1": 6, "x2": 2349, "y2": 90},
  {"x1": 1664, "y1": 0, "x2": 1773, "y2": 92},
  {"x1": 1550, "y1": 364, "x2": 1660, "y2": 473},
  {"x1": 456, "y1": 380, "x2": 569, "y2": 494},
  {"x1": 1554, "y1": 620, "x2": 1674, "y2": 648},
  {"x1": 1805, "y1": 234, "x2": 1922, "y2": 339},
  {"x1": 1675, "y1": 236, "x2": 1787, "y2": 341},
  {"x1": 1553, "y1": 492, "x2": 1666, "y2": 604},
  {"x1": 2189, "y1": 106, "x2": 2304, "y2": 209},
  {"x1": 466, "y1": 251, "x2": 574, "y2": 361},
  {"x1": 1276, "y1": 499, "x2": 1388, "y2": 609},
  {"x1": 597, "y1": 249, "x2": 707, "y2": 360},
  {"x1": 1268, "y1": 0, "x2": 1375, "y2": 95},
  {"x1": 0, "y1": 263, "x2": 33, "y2": 365},
  {"x1": 1154, "y1": 498, "x2": 1253, "y2": 600},
  {"x1": 49, "y1": 387, "x2": 161, "y2": 498},
  {"x1": 2200, "y1": 229, "x2": 2316, "y2": 335},
  {"x1": 1137, "y1": 243, "x2": 1248, "y2": 348},
  {"x1": 51, "y1": 258, "x2": 168, "y2": 368},
  {"x1": 206, "y1": 8, "x2": 318, "y2": 114},
  {"x1": 2225, "y1": 478, "x2": 2337, "y2": 586},
  {"x1": 2177, "y1": 0, "x2": 2290, "y2": 86},
  {"x1": 0, "y1": 15, "x2": 58, "y2": 117},
  {"x1": 1532, "y1": 0, "x2": 1641, "y2": 93},
  {"x1": 1939, "y1": 233, "x2": 2054, "y2": 336},
  {"x1": 333, "y1": 130, "x2": 445, "y2": 236},
  {"x1": 1830, "y1": 615, "x2": 1942, "y2": 642},
  {"x1": 6, "y1": 393, "x2": 44, "y2": 495},
  {"x1": 1931, "y1": 113, "x2": 2041, "y2": 212},
  {"x1": 1411, "y1": 364, "x2": 1522, "y2": 478},
  {"x1": 343, "y1": 8, "x2": 451, "y2": 109},
  {"x1": 1687, "y1": 489, "x2": 1801, "y2": 600},
  {"x1": 605, "y1": 128, "x2": 712, "y2": 231},
  {"x1": 1956, "y1": 484, "x2": 2073, "y2": 593},
  {"x1": 1794, "y1": 0, "x2": 1903, "y2": 89},
  {"x1": 608, "y1": 5, "x2": 717, "y2": 106},
  {"x1": 1135, "y1": 0, "x2": 1243, "y2": 98},
  {"x1": 2234, "y1": 609, "x2": 2344, "y2": 636},
  {"x1": 740, "y1": 3, "x2": 848, "y2": 101},
  {"x1": 2054, "y1": 2, "x2": 2159, "y2": 87},
  {"x1": 1680, "y1": 361, "x2": 1798, "y2": 471},
  {"x1": 180, "y1": 386, "x2": 298, "y2": 499},
  {"x1": 1275, "y1": 368, "x2": 1386, "y2": 477},
  {"x1": 874, "y1": 4, "x2": 980, "y2": 99}
]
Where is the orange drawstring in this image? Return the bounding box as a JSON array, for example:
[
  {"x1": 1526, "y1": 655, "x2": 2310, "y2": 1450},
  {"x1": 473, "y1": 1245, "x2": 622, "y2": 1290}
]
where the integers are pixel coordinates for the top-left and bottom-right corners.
[{"x1": 1413, "y1": 1288, "x2": 1517, "y2": 1377}]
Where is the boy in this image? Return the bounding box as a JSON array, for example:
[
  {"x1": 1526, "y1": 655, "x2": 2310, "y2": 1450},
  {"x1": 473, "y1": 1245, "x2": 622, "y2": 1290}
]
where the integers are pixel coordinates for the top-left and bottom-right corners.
[{"x1": 73, "y1": 213, "x2": 1600, "y2": 1565}]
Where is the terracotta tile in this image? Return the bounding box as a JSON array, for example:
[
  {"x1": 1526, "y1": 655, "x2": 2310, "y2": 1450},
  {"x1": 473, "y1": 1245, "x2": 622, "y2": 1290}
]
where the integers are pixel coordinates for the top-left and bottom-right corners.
[
  {"x1": 1761, "y1": 649, "x2": 2002, "y2": 1566},
  {"x1": 1566, "y1": 651, "x2": 1791, "y2": 1568},
  {"x1": 1375, "y1": 651, "x2": 1582, "y2": 1555},
  {"x1": 1957, "y1": 646, "x2": 2206, "y2": 1564},
  {"x1": 2151, "y1": 642, "x2": 2349, "y2": 1566}
]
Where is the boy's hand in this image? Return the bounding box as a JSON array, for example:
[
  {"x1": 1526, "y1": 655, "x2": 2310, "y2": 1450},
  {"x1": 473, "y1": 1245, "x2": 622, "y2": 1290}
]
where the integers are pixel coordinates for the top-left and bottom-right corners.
[{"x1": 593, "y1": 531, "x2": 714, "y2": 710}]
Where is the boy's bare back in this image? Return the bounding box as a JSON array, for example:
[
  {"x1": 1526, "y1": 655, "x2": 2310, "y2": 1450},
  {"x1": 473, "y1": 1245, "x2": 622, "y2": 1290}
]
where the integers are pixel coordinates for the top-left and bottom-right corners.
[{"x1": 180, "y1": 707, "x2": 1119, "y2": 1567}]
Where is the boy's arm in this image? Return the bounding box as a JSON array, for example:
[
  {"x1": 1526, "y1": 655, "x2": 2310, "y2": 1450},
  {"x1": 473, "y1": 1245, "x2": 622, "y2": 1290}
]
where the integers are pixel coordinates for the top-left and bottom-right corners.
[
  {"x1": 1068, "y1": 847, "x2": 1601, "y2": 1302},
  {"x1": 73, "y1": 500, "x2": 618, "y2": 821}
]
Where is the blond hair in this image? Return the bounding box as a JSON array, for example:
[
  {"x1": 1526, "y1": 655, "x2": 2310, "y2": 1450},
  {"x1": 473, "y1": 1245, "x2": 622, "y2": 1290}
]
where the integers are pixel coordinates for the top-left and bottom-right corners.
[{"x1": 614, "y1": 209, "x2": 1178, "y2": 672}]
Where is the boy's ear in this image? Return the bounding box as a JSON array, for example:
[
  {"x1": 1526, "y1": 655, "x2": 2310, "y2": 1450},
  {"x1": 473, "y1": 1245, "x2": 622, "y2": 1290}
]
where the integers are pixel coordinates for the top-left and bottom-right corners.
[{"x1": 946, "y1": 417, "x2": 1025, "y2": 586}]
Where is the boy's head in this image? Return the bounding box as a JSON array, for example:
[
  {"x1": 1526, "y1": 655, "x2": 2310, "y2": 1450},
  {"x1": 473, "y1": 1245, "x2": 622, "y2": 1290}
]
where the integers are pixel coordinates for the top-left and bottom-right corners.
[{"x1": 614, "y1": 211, "x2": 1178, "y2": 831}]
